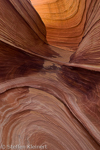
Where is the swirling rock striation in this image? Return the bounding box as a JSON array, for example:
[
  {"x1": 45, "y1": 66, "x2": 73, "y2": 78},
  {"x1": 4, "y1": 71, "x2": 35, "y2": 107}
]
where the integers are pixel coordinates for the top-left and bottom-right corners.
[
  {"x1": 31, "y1": 0, "x2": 92, "y2": 50},
  {"x1": 0, "y1": 0, "x2": 100, "y2": 150},
  {"x1": 70, "y1": 0, "x2": 100, "y2": 67}
]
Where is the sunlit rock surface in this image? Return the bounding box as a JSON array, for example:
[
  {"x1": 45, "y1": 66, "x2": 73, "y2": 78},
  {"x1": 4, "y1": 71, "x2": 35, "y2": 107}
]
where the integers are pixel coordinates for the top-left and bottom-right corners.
[
  {"x1": 0, "y1": 0, "x2": 100, "y2": 149},
  {"x1": 31, "y1": 0, "x2": 91, "y2": 50}
]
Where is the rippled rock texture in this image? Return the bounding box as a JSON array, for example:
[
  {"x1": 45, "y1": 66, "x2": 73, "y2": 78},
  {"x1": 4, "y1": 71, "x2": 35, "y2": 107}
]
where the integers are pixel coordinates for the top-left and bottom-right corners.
[
  {"x1": 31, "y1": 0, "x2": 91, "y2": 50},
  {"x1": 0, "y1": 0, "x2": 100, "y2": 150}
]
